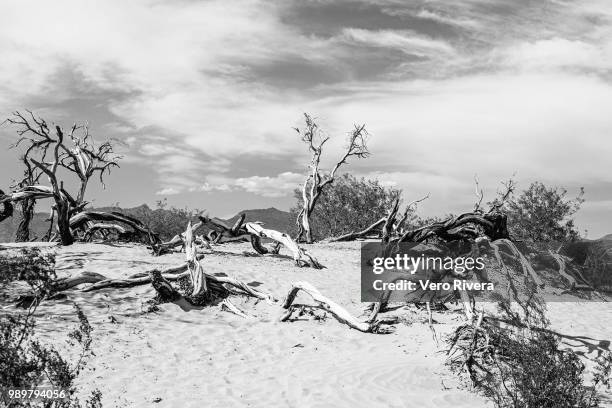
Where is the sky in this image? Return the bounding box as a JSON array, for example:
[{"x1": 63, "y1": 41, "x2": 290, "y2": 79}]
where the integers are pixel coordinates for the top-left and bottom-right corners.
[{"x1": 0, "y1": 0, "x2": 611, "y2": 238}]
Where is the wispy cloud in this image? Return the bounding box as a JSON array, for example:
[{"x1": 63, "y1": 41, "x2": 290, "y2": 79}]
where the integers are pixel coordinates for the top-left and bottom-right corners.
[
  {"x1": 1, "y1": 0, "x2": 611, "y2": 235},
  {"x1": 340, "y1": 28, "x2": 455, "y2": 57}
]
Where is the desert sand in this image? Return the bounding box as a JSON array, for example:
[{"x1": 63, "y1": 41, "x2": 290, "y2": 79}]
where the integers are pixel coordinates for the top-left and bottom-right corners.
[{"x1": 2, "y1": 241, "x2": 611, "y2": 408}]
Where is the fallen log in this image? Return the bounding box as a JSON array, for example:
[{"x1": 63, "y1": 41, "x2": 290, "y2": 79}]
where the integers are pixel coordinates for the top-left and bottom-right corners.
[
  {"x1": 280, "y1": 281, "x2": 396, "y2": 333},
  {"x1": 198, "y1": 215, "x2": 323, "y2": 268},
  {"x1": 396, "y1": 211, "x2": 510, "y2": 243},
  {"x1": 70, "y1": 211, "x2": 158, "y2": 244},
  {"x1": 45, "y1": 253, "x2": 274, "y2": 303},
  {"x1": 244, "y1": 222, "x2": 323, "y2": 268}
]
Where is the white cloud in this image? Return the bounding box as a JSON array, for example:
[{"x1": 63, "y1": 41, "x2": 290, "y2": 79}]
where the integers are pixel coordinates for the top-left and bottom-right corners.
[
  {"x1": 500, "y1": 38, "x2": 610, "y2": 72},
  {"x1": 155, "y1": 187, "x2": 180, "y2": 196},
  {"x1": 234, "y1": 172, "x2": 303, "y2": 197},
  {"x1": 341, "y1": 28, "x2": 455, "y2": 57},
  {"x1": 1, "y1": 0, "x2": 611, "y2": 234}
]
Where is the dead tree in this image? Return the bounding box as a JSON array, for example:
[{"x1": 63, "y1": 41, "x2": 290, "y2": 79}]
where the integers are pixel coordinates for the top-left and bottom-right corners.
[
  {"x1": 12, "y1": 157, "x2": 44, "y2": 242},
  {"x1": 198, "y1": 215, "x2": 323, "y2": 268},
  {"x1": 4, "y1": 111, "x2": 122, "y2": 245},
  {"x1": 294, "y1": 113, "x2": 370, "y2": 243},
  {"x1": 58, "y1": 124, "x2": 121, "y2": 204},
  {"x1": 280, "y1": 281, "x2": 397, "y2": 333}
]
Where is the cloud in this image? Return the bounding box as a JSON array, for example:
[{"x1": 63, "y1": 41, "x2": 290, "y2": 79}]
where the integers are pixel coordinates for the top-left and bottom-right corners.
[
  {"x1": 341, "y1": 28, "x2": 455, "y2": 57},
  {"x1": 1, "y1": 0, "x2": 612, "y2": 234},
  {"x1": 499, "y1": 38, "x2": 611, "y2": 72},
  {"x1": 234, "y1": 172, "x2": 304, "y2": 197},
  {"x1": 155, "y1": 187, "x2": 180, "y2": 196}
]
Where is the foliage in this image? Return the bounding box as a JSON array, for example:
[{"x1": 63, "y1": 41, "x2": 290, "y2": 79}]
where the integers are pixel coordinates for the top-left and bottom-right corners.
[
  {"x1": 483, "y1": 329, "x2": 608, "y2": 408},
  {"x1": 0, "y1": 249, "x2": 101, "y2": 407},
  {"x1": 448, "y1": 299, "x2": 611, "y2": 408},
  {"x1": 493, "y1": 181, "x2": 585, "y2": 243},
  {"x1": 129, "y1": 199, "x2": 205, "y2": 242},
  {"x1": 290, "y1": 174, "x2": 400, "y2": 240},
  {"x1": 582, "y1": 242, "x2": 612, "y2": 290},
  {"x1": 0, "y1": 305, "x2": 102, "y2": 407}
]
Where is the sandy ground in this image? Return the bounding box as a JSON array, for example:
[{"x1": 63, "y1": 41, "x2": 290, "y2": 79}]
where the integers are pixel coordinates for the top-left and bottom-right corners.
[{"x1": 2, "y1": 241, "x2": 611, "y2": 408}]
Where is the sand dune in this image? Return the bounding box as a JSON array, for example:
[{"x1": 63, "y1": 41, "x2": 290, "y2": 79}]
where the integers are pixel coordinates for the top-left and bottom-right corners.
[{"x1": 2, "y1": 241, "x2": 610, "y2": 407}]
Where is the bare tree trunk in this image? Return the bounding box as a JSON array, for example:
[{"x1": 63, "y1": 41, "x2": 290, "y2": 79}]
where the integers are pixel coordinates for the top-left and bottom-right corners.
[
  {"x1": 15, "y1": 198, "x2": 35, "y2": 242},
  {"x1": 302, "y1": 208, "x2": 313, "y2": 243},
  {"x1": 56, "y1": 200, "x2": 74, "y2": 246},
  {"x1": 76, "y1": 179, "x2": 87, "y2": 205}
]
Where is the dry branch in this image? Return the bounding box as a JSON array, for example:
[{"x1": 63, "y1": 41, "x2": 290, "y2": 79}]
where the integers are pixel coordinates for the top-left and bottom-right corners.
[
  {"x1": 280, "y1": 281, "x2": 396, "y2": 333},
  {"x1": 244, "y1": 222, "x2": 323, "y2": 268},
  {"x1": 198, "y1": 215, "x2": 323, "y2": 268}
]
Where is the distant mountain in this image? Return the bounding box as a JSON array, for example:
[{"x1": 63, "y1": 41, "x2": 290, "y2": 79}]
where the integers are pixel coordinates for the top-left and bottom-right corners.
[
  {"x1": 0, "y1": 205, "x2": 294, "y2": 242},
  {"x1": 225, "y1": 207, "x2": 294, "y2": 234},
  {"x1": 600, "y1": 234, "x2": 612, "y2": 241}
]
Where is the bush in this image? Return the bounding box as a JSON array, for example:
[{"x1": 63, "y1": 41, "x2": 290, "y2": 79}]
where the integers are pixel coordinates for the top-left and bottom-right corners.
[
  {"x1": 448, "y1": 302, "x2": 611, "y2": 408},
  {"x1": 0, "y1": 249, "x2": 101, "y2": 407},
  {"x1": 128, "y1": 199, "x2": 204, "y2": 242},
  {"x1": 0, "y1": 305, "x2": 102, "y2": 407},
  {"x1": 496, "y1": 182, "x2": 585, "y2": 243},
  {"x1": 289, "y1": 174, "x2": 401, "y2": 240}
]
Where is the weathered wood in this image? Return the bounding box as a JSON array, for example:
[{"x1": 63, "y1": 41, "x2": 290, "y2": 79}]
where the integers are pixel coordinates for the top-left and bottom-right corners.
[
  {"x1": 198, "y1": 215, "x2": 323, "y2": 268},
  {"x1": 244, "y1": 222, "x2": 323, "y2": 268},
  {"x1": 184, "y1": 221, "x2": 207, "y2": 297},
  {"x1": 396, "y1": 211, "x2": 510, "y2": 243},
  {"x1": 70, "y1": 211, "x2": 158, "y2": 244},
  {"x1": 294, "y1": 114, "x2": 370, "y2": 243},
  {"x1": 280, "y1": 281, "x2": 395, "y2": 333},
  {"x1": 330, "y1": 217, "x2": 386, "y2": 242}
]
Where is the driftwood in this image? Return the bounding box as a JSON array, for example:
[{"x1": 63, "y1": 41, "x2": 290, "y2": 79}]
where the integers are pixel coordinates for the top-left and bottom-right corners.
[
  {"x1": 280, "y1": 281, "x2": 396, "y2": 333},
  {"x1": 244, "y1": 222, "x2": 323, "y2": 268},
  {"x1": 199, "y1": 215, "x2": 323, "y2": 268}
]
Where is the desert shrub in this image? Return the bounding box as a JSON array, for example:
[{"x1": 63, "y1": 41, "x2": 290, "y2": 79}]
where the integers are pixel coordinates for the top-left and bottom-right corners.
[
  {"x1": 128, "y1": 199, "x2": 204, "y2": 242},
  {"x1": 448, "y1": 300, "x2": 611, "y2": 408},
  {"x1": 582, "y1": 243, "x2": 612, "y2": 290},
  {"x1": 494, "y1": 182, "x2": 585, "y2": 243},
  {"x1": 1, "y1": 249, "x2": 101, "y2": 407},
  {"x1": 289, "y1": 174, "x2": 401, "y2": 240},
  {"x1": 0, "y1": 304, "x2": 101, "y2": 407},
  {"x1": 0, "y1": 247, "x2": 55, "y2": 285}
]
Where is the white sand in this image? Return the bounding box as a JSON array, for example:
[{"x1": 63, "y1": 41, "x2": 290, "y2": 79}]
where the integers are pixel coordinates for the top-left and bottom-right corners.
[{"x1": 3, "y1": 242, "x2": 611, "y2": 407}]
